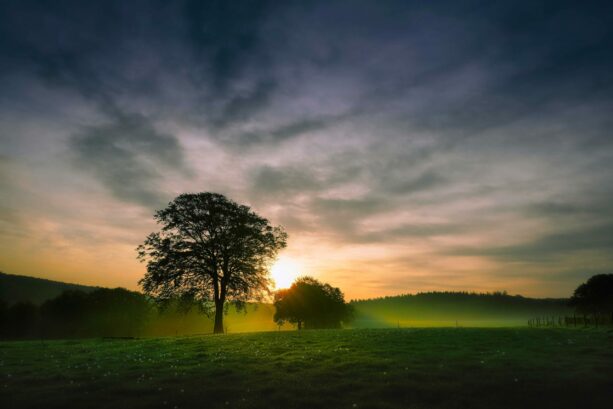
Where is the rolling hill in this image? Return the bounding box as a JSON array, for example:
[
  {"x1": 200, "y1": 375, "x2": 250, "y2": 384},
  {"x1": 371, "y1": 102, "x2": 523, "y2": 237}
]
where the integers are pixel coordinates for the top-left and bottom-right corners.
[
  {"x1": 351, "y1": 291, "x2": 572, "y2": 327},
  {"x1": 0, "y1": 272, "x2": 99, "y2": 305}
]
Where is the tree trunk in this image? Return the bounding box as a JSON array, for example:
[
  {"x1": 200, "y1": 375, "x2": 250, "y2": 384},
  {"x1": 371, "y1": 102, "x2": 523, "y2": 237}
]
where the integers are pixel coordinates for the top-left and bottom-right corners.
[
  {"x1": 213, "y1": 300, "x2": 224, "y2": 334},
  {"x1": 297, "y1": 321, "x2": 302, "y2": 330}
]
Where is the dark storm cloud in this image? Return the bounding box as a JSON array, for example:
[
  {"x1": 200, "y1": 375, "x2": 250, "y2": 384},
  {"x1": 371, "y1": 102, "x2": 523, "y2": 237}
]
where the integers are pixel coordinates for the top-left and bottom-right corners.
[
  {"x1": 527, "y1": 202, "x2": 590, "y2": 217},
  {"x1": 0, "y1": 1, "x2": 130, "y2": 102},
  {"x1": 526, "y1": 201, "x2": 611, "y2": 219},
  {"x1": 184, "y1": 0, "x2": 273, "y2": 89},
  {"x1": 247, "y1": 155, "x2": 453, "y2": 240},
  {"x1": 250, "y1": 165, "x2": 320, "y2": 198},
  {"x1": 209, "y1": 80, "x2": 277, "y2": 128},
  {"x1": 70, "y1": 113, "x2": 191, "y2": 208},
  {"x1": 0, "y1": 0, "x2": 283, "y2": 127},
  {"x1": 296, "y1": 1, "x2": 613, "y2": 155},
  {"x1": 351, "y1": 222, "x2": 466, "y2": 245},
  {"x1": 232, "y1": 113, "x2": 352, "y2": 147},
  {"x1": 3, "y1": 0, "x2": 610, "y2": 138},
  {"x1": 521, "y1": 173, "x2": 613, "y2": 225},
  {"x1": 182, "y1": 0, "x2": 285, "y2": 128},
  {"x1": 449, "y1": 223, "x2": 613, "y2": 263},
  {"x1": 310, "y1": 197, "x2": 388, "y2": 238},
  {"x1": 382, "y1": 171, "x2": 447, "y2": 196}
]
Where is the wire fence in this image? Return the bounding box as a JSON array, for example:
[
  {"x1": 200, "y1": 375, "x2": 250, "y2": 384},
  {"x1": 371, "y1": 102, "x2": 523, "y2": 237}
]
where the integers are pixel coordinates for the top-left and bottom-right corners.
[{"x1": 528, "y1": 314, "x2": 613, "y2": 328}]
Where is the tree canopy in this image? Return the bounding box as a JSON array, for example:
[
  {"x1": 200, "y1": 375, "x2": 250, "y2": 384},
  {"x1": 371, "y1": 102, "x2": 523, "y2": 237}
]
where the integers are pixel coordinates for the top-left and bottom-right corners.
[
  {"x1": 273, "y1": 276, "x2": 353, "y2": 330},
  {"x1": 138, "y1": 192, "x2": 287, "y2": 333},
  {"x1": 569, "y1": 274, "x2": 613, "y2": 318}
]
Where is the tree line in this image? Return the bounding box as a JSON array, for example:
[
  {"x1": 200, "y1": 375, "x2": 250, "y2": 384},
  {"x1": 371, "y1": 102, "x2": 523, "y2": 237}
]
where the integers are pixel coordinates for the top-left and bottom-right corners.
[
  {"x1": 0, "y1": 288, "x2": 151, "y2": 339},
  {"x1": 0, "y1": 282, "x2": 353, "y2": 340}
]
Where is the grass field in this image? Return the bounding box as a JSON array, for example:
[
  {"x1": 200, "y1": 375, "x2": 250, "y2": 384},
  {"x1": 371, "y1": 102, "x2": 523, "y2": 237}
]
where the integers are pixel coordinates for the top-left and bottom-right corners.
[{"x1": 2, "y1": 328, "x2": 612, "y2": 409}]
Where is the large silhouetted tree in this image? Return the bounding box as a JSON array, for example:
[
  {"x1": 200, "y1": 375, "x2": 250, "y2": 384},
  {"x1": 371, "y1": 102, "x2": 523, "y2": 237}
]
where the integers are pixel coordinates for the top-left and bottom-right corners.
[
  {"x1": 569, "y1": 274, "x2": 613, "y2": 321},
  {"x1": 138, "y1": 192, "x2": 287, "y2": 334},
  {"x1": 273, "y1": 276, "x2": 353, "y2": 330}
]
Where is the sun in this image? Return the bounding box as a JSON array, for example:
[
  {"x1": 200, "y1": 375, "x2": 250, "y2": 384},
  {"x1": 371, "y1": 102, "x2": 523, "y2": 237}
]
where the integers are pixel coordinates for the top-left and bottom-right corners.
[{"x1": 270, "y1": 256, "x2": 302, "y2": 289}]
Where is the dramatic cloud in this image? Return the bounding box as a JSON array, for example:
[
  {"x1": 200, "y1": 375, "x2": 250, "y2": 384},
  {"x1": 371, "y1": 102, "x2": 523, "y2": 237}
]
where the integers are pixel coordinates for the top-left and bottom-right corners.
[
  {"x1": 452, "y1": 223, "x2": 613, "y2": 262},
  {"x1": 1, "y1": 0, "x2": 612, "y2": 296},
  {"x1": 70, "y1": 113, "x2": 191, "y2": 208}
]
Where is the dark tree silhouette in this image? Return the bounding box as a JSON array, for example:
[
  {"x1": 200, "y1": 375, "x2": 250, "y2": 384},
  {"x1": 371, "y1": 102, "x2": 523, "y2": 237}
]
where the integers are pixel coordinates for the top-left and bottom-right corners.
[
  {"x1": 273, "y1": 276, "x2": 353, "y2": 330},
  {"x1": 6, "y1": 301, "x2": 38, "y2": 338},
  {"x1": 138, "y1": 192, "x2": 287, "y2": 334},
  {"x1": 87, "y1": 288, "x2": 152, "y2": 337},
  {"x1": 569, "y1": 274, "x2": 613, "y2": 321},
  {"x1": 0, "y1": 300, "x2": 7, "y2": 338},
  {"x1": 40, "y1": 288, "x2": 153, "y2": 338},
  {"x1": 40, "y1": 290, "x2": 88, "y2": 338}
]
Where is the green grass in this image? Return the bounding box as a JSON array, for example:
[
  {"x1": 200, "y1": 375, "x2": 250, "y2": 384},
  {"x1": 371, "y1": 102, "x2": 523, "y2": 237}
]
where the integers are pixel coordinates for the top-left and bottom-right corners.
[{"x1": 2, "y1": 328, "x2": 613, "y2": 409}]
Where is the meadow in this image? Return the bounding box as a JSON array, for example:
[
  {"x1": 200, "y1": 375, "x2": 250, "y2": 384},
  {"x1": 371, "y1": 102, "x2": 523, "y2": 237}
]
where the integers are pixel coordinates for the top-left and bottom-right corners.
[{"x1": 2, "y1": 327, "x2": 612, "y2": 409}]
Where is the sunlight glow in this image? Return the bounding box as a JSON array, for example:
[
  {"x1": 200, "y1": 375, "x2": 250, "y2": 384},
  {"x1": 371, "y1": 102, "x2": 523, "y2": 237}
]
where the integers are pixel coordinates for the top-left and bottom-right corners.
[{"x1": 270, "y1": 256, "x2": 302, "y2": 289}]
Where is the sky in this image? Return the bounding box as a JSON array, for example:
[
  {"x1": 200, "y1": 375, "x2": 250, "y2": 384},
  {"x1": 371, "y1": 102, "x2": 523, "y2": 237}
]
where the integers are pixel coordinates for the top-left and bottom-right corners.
[{"x1": 1, "y1": 0, "x2": 613, "y2": 300}]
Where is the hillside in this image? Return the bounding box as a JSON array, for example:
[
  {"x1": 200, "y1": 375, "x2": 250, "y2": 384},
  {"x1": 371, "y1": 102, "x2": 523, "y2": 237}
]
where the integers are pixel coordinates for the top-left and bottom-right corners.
[
  {"x1": 0, "y1": 272, "x2": 99, "y2": 305},
  {"x1": 351, "y1": 291, "x2": 572, "y2": 327}
]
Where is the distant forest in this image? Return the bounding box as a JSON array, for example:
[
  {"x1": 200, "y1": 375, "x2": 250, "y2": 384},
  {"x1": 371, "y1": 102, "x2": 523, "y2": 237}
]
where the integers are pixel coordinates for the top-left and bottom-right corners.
[
  {"x1": 0, "y1": 273, "x2": 574, "y2": 339},
  {"x1": 352, "y1": 291, "x2": 571, "y2": 327}
]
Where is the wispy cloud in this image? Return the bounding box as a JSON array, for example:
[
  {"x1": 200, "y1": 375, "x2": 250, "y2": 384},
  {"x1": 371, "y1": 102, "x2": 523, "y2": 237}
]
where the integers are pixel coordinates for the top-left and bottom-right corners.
[{"x1": 70, "y1": 113, "x2": 192, "y2": 208}]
